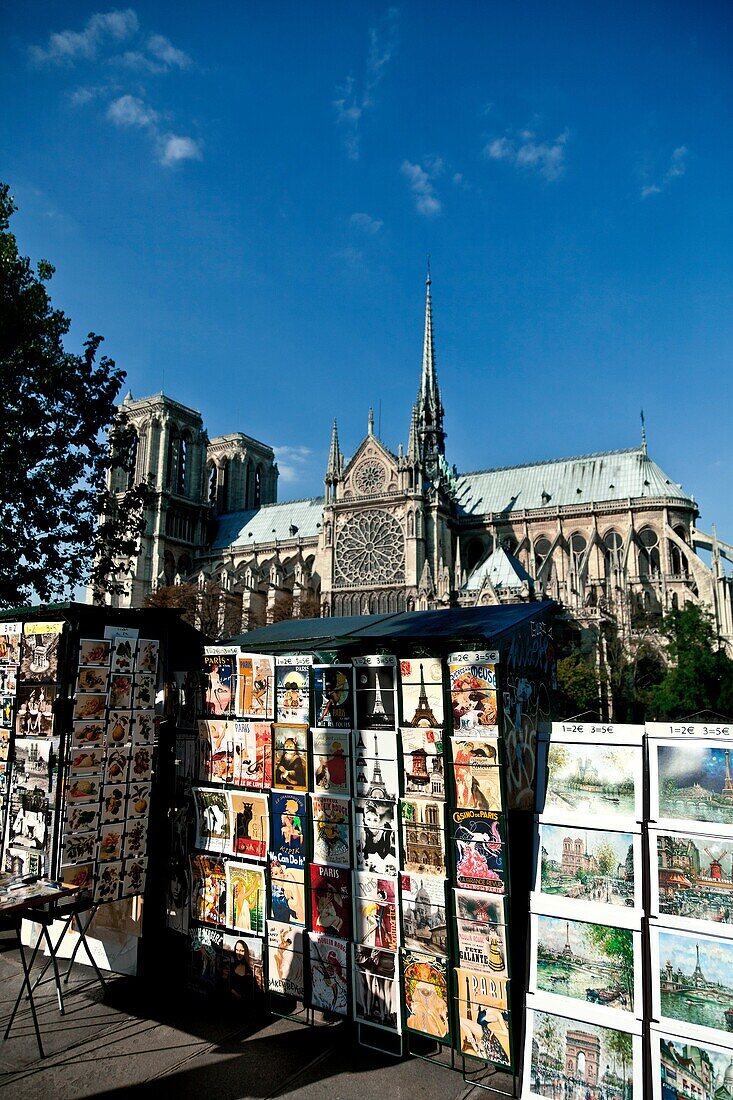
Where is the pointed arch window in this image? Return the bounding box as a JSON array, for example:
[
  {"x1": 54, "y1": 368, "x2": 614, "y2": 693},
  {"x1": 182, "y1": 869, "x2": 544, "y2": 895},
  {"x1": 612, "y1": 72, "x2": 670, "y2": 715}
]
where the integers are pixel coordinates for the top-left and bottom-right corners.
[
  {"x1": 166, "y1": 425, "x2": 180, "y2": 490},
  {"x1": 603, "y1": 530, "x2": 623, "y2": 580},
  {"x1": 209, "y1": 464, "x2": 218, "y2": 509},
  {"x1": 638, "y1": 528, "x2": 661, "y2": 578}
]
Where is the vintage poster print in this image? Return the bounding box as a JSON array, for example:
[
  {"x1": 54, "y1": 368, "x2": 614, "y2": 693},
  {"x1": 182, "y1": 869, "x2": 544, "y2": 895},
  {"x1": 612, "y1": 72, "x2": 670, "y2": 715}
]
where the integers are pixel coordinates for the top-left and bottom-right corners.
[
  {"x1": 101, "y1": 784, "x2": 127, "y2": 824},
  {"x1": 354, "y1": 755, "x2": 399, "y2": 803},
  {"x1": 312, "y1": 730, "x2": 350, "y2": 795},
  {"x1": 20, "y1": 622, "x2": 64, "y2": 682},
  {"x1": 540, "y1": 740, "x2": 643, "y2": 827},
  {"x1": 402, "y1": 874, "x2": 447, "y2": 955},
  {"x1": 272, "y1": 723, "x2": 308, "y2": 792},
  {"x1": 204, "y1": 648, "x2": 237, "y2": 716},
  {"x1": 108, "y1": 674, "x2": 133, "y2": 710},
  {"x1": 95, "y1": 861, "x2": 123, "y2": 903},
  {"x1": 223, "y1": 932, "x2": 264, "y2": 997},
  {"x1": 354, "y1": 663, "x2": 398, "y2": 731},
  {"x1": 106, "y1": 711, "x2": 132, "y2": 745},
  {"x1": 110, "y1": 636, "x2": 136, "y2": 674},
  {"x1": 191, "y1": 854, "x2": 226, "y2": 925},
  {"x1": 650, "y1": 740, "x2": 733, "y2": 834},
  {"x1": 7, "y1": 788, "x2": 50, "y2": 854},
  {"x1": 456, "y1": 966, "x2": 510, "y2": 1066},
  {"x1": 269, "y1": 859, "x2": 306, "y2": 925},
  {"x1": 455, "y1": 889, "x2": 506, "y2": 927},
  {"x1": 310, "y1": 863, "x2": 351, "y2": 938},
  {"x1": 311, "y1": 794, "x2": 350, "y2": 867},
  {"x1": 190, "y1": 925, "x2": 224, "y2": 992},
  {"x1": 448, "y1": 652, "x2": 498, "y2": 694},
  {"x1": 73, "y1": 692, "x2": 107, "y2": 722},
  {"x1": 225, "y1": 861, "x2": 265, "y2": 934},
  {"x1": 194, "y1": 787, "x2": 230, "y2": 852},
  {"x1": 354, "y1": 872, "x2": 398, "y2": 950},
  {"x1": 229, "y1": 791, "x2": 268, "y2": 860},
  {"x1": 0, "y1": 698, "x2": 12, "y2": 732},
  {"x1": 271, "y1": 791, "x2": 307, "y2": 866},
  {"x1": 452, "y1": 761, "x2": 502, "y2": 814},
  {"x1": 313, "y1": 664, "x2": 354, "y2": 729},
  {"x1": 651, "y1": 1029, "x2": 733, "y2": 1100},
  {"x1": 267, "y1": 922, "x2": 305, "y2": 998},
  {"x1": 14, "y1": 737, "x2": 56, "y2": 791},
  {"x1": 453, "y1": 810, "x2": 506, "y2": 894},
  {"x1": 402, "y1": 950, "x2": 450, "y2": 1041},
  {"x1": 0, "y1": 623, "x2": 22, "y2": 665},
  {"x1": 354, "y1": 798, "x2": 398, "y2": 876},
  {"x1": 353, "y1": 945, "x2": 400, "y2": 1032},
  {"x1": 99, "y1": 822, "x2": 124, "y2": 862},
  {"x1": 137, "y1": 640, "x2": 159, "y2": 675},
  {"x1": 237, "y1": 653, "x2": 274, "y2": 720},
  {"x1": 309, "y1": 932, "x2": 348, "y2": 1015},
  {"x1": 401, "y1": 727, "x2": 445, "y2": 799},
  {"x1": 275, "y1": 657, "x2": 312, "y2": 724},
  {"x1": 232, "y1": 720, "x2": 271, "y2": 789},
  {"x1": 76, "y1": 666, "x2": 109, "y2": 694},
  {"x1": 457, "y1": 917, "x2": 509, "y2": 982},
  {"x1": 16, "y1": 684, "x2": 54, "y2": 736},
  {"x1": 530, "y1": 914, "x2": 640, "y2": 1025},
  {"x1": 536, "y1": 823, "x2": 640, "y2": 921},
  {"x1": 0, "y1": 664, "x2": 18, "y2": 694},
  {"x1": 449, "y1": 654, "x2": 498, "y2": 731},
  {"x1": 651, "y1": 827, "x2": 733, "y2": 932},
  {"x1": 78, "y1": 639, "x2": 111, "y2": 668},
  {"x1": 400, "y1": 656, "x2": 444, "y2": 725},
  {"x1": 651, "y1": 926, "x2": 733, "y2": 1045},
  {"x1": 523, "y1": 1004, "x2": 641, "y2": 1099},
  {"x1": 401, "y1": 798, "x2": 446, "y2": 877}
]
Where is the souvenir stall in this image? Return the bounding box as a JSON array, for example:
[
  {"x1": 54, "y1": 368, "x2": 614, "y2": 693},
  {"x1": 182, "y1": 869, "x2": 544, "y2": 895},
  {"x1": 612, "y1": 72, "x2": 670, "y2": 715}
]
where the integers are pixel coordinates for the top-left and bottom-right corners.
[
  {"x1": 173, "y1": 603, "x2": 557, "y2": 1095},
  {"x1": 0, "y1": 604, "x2": 204, "y2": 976}
]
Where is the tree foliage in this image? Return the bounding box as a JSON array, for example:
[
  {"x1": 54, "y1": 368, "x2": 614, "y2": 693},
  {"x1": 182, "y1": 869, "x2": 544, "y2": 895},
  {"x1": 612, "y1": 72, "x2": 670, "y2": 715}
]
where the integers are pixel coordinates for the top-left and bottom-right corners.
[
  {"x1": 651, "y1": 603, "x2": 733, "y2": 719},
  {"x1": 556, "y1": 654, "x2": 599, "y2": 718},
  {"x1": 0, "y1": 183, "x2": 147, "y2": 606}
]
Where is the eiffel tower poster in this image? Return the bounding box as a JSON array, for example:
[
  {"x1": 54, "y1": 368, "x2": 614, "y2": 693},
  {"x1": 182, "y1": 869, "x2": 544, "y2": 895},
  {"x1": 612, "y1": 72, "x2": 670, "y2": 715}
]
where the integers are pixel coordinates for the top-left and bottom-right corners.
[
  {"x1": 354, "y1": 659, "x2": 396, "y2": 730},
  {"x1": 403, "y1": 662, "x2": 443, "y2": 727}
]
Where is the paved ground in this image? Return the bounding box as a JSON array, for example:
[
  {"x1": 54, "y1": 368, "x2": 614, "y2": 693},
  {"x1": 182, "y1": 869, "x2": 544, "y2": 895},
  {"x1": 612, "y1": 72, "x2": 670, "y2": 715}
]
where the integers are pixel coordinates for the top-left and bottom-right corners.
[{"x1": 0, "y1": 936, "x2": 515, "y2": 1099}]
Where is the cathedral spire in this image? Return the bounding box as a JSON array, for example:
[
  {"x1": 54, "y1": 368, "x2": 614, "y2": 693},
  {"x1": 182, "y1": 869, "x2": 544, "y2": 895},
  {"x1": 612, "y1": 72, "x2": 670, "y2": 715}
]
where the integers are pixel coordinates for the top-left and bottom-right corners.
[
  {"x1": 407, "y1": 404, "x2": 419, "y2": 463},
  {"x1": 326, "y1": 418, "x2": 341, "y2": 481},
  {"x1": 414, "y1": 262, "x2": 445, "y2": 468}
]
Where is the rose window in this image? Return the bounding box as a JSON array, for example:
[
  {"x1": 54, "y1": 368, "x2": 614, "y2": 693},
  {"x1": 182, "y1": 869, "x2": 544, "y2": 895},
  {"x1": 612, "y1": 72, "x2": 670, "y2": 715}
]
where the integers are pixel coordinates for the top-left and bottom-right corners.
[
  {"x1": 354, "y1": 460, "x2": 387, "y2": 495},
  {"x1": 334, "y1": 509, "x2": 405, "y2": 587}
]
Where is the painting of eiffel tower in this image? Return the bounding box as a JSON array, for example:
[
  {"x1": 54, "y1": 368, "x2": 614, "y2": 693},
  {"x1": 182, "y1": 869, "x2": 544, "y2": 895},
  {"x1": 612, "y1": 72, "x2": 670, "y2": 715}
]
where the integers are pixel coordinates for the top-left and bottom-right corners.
[{"x1": 405, "y1": 663, "x2": 441, "y2": 727}]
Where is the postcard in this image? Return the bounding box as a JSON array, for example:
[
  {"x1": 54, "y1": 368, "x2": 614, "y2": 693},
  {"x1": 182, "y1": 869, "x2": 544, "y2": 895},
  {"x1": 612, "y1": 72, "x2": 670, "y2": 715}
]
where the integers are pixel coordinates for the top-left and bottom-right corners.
[
  {"x1": 354, "y1": 871, "x2": 398, "y2": 950},
  {"x1": 20, "y1": 621, "x2": 64, "y2": 682},
  {"x1": 267, "y1": 921, "x2": 305, "y2": 997},
  {"x1": 232, "y1": 720, "x2": 272, "y2": 789},
  {"x1": 457, "y1": 917, "x2": 509, "y2": 982},
  {"x1": 538, "y1": 738, "x2": 643, "y2": 828},
  {"x1": 190, "y1": 854, "x2": 226, "y2": 925},
  {"x1": 124, "y1": 819, "x2": 147, "y2": 859},
  {"x1": 269, "y1": 858, "x2": 306, "y2": 925},
  {"x1": 95, "y1": 860, "x2": 123, "y2": 903},
  {"x1": 223, "y1": 932, "x2": 265, "y2": 997},
  {"x1": 401, "y1": 727, "x2": 445, "y2": 799},
  {"x1": 237, "y1": 653, "x2": 274, "y2": 720},
  {"x1": 401, "y1": 798, "x2": 446, "y2": 877},
  {"x1": 108, "y1": 674, "x2": 133, "y2": 710},
  {"x1": 309, "y1": 932, "x2": 348, "y2": 1015},
  {"x1": 312, "y1": 664, "x2": 354, "y2": 729},
  {"x1": 127, "y1": 782, "x2": 151, "y2": 820},
  {"x1": 101, "y1": 783, "x2": 127, "y2": 824},
  {"x1": 0, "y1": 697, "x2": 12, "y2": 731},
  {"x1": 76, "y1": 666, "x2": 109, "y2": 694},
  {"x1": 312, "y1": 734, "x2": 350, "y2": 796},
  {"x1": 66, "y1": 802, "x2": 100, "y2": 833},
  {"x1": 123, "y1": 857, "x2": 147, "y2": 896},
  {"x1": 110, "y1": 637, "x2": 136, "y2": 674},
  {"x1": 273, "y1": 722, "x2": 308, "y2": 792},
  {"x1": 229, "y1": 791, "x2": 268, "y2": 860},
  {"x1": 225, "y1": 860, "x2": 265, "y2": 935},
  {"x1": 78, "y1": 638, "x2": 111, "y2": 669},
  {"x1": 276, "y1": 656, "x2": 312, "y2": 724},
  {"x1": 523, "y1": 1000, "x2": 642, "y2": 1099},
  {"x1": 205, "y1": 647, "x2": 238, "y2": 716},
  {"x1": 190, "y1": 925, "x2": 224, "y2": 991},
  {"x1": 61, "y1": 862, "x2": 95, "y2": 894},
  {"x1": 353, "y1": 945, "x2": 400, "y2": 1032},
  {"x1": 99, "y1": 822, "x2": 125, "y2": 862},
  {"x1": 453, "y1": 809, "x2": 506, "y2": 894},
  {"x1": 0, "y1": 623, "x2": 22, "y2": 665},
  {"x1": 650, "y1": 826, "x2": 733, "y2": 934},
  {"x1": 455, "y1": 889, "x2": 506, "y2": 926},
  {"x1": 353, "y1": 755, "x2": 399, "y2": 802},
  {"x1": 0, "y1": 664, "x2": 17, "y2": 694},
  {"x1": 130, "y1": 745, "x2": 152, "y2": 781},
  {"x1": 354, "y1": 798, "x2": 398, "y2": 876},
  {"x1": 650, "y1": 925, "x2": 733, "y2": 1046},
  {"x1": 137, "y1": 640, "x2": 159, "y2": 675},
  {"x1": 402, "y1": 950, "x2": 450, "y2": 1041},
  {"x1": 199, "y1": 719, "x2": 232, "y2": 783},
  {"x1": 61, "y1": 829, "x2": 97, "y2": 865},
  {"x1": 105, "y1": 744, "x2": 131, "y2": 784},
  {"x1": 271, "y1": 791, "x2": 307, "y2": 867},
  {"x1": 354, "y1": 661, "x2": 398, "y2": 731},
  {"x1": 529, "y1": 913, "x2": 642, "y2": 1028},
  {"x1": 4, "y1": 846, "x2": 44, "y2": 879},
  {"x1": 106, "y1": 711, "x2": 132, "y2": 745},
  {"x1": 194, "y1": 787, "x2": 231, "y2": 852},
  {"x1": 447, "y1": 651, "x2": 498, "y2": 694},
  {"x1": 452, "y1": 751, "x2": 502, "y2": 812},
  {"x1": 14, "y1": 736, "x2": 56, "y2": 790},
  {"x1": 400, "y1": 665, "x2": 445, "y2": 729},
  {"x1": 533, "y1": 822, "x2": 642, "y2": 924},
  {"x1": 649, "y1": 739, "x2": 733, "y2": 835},
  {"x1": 456, "y1": 966, "x2": 510, "y2": 1066},
  {"x1": 69, "y1": 744, "x2": 105, "y2": 775},
  {"x1": 650, "y1": 1027, "x2": 733, "y2": 1100},
  {"x1": 311, "y1": 794, "x2": 350, "y2": 867},
  {"x1": 16, "y1": 684, "x2": 55, "y2": 736},
  {"x1": 133, "y1": 675, "x2": 156, "y2": 711},
  {"x1": 73, "y1": 692, "x2": 107, "y2": 722},
  {"x1": 131, "y1": 711, "x2": 155, "y2": 745},
  {"x1": 310, "y1": 863, "x2": 351, "y2": 938},
  {"x1": 67, "y1": 774, "x2": 102, "y2": 803},
  {"x1": 401, "y1": 874, "x2": 447, "y2": 955}
]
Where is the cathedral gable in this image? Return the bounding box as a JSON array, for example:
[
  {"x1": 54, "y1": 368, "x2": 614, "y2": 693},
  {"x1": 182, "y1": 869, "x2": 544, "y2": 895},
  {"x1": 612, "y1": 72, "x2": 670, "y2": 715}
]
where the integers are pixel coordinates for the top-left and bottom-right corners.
[{"x1": 339, "y1": 436, "x2": 399, "y2": 500}]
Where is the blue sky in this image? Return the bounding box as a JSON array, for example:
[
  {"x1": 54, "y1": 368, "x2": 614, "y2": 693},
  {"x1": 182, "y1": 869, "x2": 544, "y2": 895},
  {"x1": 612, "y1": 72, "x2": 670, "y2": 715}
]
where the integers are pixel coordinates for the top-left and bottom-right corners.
[{"x1": 2, "y1": 2, "x2": 732, "y2": 537}]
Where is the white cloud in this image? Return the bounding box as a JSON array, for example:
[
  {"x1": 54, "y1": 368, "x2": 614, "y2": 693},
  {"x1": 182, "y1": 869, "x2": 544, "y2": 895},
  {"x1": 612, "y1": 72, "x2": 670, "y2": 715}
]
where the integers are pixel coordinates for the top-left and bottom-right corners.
[
  {"x1": 350, "y1": 211, "x2": 383, "y2": 234},
  {"x1": 400, "y1": 160, "x2": 442, "y2": 216},
  {"x1": 31, "y1": 9, "x2": 139, "y2": 65},
  {"x1": 158, "y1": 134, "x2": 202, "y2": 167},
  {"x1": 273, "y1": 445, "x2": 314, "y2": 484},
  {"x1": 334, "y1": 8, "x2": 398, "y2": 160},
  {"x1": 146, "y1": 33, "x2": 191, "y2": 69},
  {"x1": 485, "y1": 128, "x2": 569, "y2": 181},
  {"x1": 640, "y1": 145, "x2": 689, "y2": 198},
  {"x1": 107, "y1": 93, "x2": 158, "y2": 128},
  {"x1": 68, "y1": 84, "x2": 110, "y2": 106}
]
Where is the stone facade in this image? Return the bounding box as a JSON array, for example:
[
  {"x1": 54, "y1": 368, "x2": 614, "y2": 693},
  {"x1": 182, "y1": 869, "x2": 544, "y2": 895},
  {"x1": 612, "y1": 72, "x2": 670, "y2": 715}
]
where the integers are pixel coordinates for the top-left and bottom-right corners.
[{"x1": 103, "y1": 274, "x2": 733, "y2": 654}]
